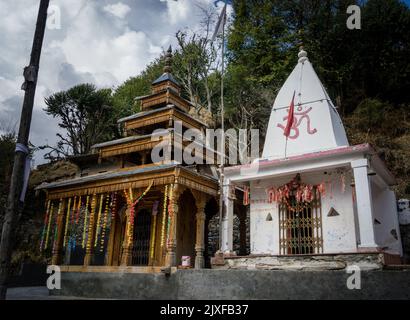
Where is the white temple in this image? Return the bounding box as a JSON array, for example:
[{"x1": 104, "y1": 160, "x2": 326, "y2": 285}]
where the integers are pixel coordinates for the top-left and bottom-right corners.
[{"x1": 219, "y1": 49, "x2": 403, "y2": 267}]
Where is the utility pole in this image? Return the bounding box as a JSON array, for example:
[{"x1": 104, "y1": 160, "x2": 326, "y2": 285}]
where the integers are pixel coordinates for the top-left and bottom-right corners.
[{"x1": 0, "y1": 0, "x2": 50, "y2": 300}]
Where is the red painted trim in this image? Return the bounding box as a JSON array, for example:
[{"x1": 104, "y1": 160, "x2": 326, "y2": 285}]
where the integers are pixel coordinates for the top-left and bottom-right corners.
[{"x1": 225, "y1": 144, "x2": 372, "y2": 173}]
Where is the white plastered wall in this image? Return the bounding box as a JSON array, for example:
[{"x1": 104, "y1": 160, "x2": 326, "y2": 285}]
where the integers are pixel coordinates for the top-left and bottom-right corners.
[
  {"x1": 371, "y1": 180, "x2": 403, "y2": 255},
  {"x1": 249, "y1": 170, "x2": 358, "y2": 255}
]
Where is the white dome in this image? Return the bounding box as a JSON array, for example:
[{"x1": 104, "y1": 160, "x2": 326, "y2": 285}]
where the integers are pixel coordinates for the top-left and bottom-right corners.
[{"x1": 262, "y1": 49, "x2": 349, "y2": 159}]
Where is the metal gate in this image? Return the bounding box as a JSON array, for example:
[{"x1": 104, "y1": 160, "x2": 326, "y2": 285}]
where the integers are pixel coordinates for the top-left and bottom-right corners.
[
  {"x1": 279, "y1": 194, "x2": 323, "y2": 255},
  {"x1": 132, "y1": 209, "x2": 152, "y2": 265}
]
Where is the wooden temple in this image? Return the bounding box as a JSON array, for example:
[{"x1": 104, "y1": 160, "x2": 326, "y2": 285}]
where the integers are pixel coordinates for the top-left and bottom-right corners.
[{"x1": 37, "y1": 47, "x2": 219, "y2": 271}]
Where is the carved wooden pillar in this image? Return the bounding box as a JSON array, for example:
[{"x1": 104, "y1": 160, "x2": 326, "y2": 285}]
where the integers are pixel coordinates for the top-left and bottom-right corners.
[
  {"x1": 52, "y1": 198, "x2": 66, "y2": 265},
  {"x1": 84, "y1": 194, "x2": 97, "y2": 266},
  {"x1": 194, "y1": 196, "x2": 206, "y2": 269},
  {"x1": 121, "y1": 206, "x2": 133, "y2": 266},
  {"x1": 165, "y1": 184, "x2": 181, "y2": 267}
]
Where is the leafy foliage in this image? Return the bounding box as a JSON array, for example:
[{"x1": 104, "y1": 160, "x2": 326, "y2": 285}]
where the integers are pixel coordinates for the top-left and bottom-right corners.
[{"x1": 42, "y1": 84, "x2": 115, "y2": 159}]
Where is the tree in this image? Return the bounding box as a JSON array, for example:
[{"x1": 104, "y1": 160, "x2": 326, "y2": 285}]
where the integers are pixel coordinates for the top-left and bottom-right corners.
[
  {"x1": 41, "y1": 83, "x2": 115, "y2": 159},
  {"x1": 0, "y1": 133, "x2": 16, "y2": 224},
  {"x1": 173, "y1": 15, "x2": 220, "y2": 112}
]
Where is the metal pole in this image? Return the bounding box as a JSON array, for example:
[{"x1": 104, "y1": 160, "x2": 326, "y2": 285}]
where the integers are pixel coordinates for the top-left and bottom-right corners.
[
  {"x1": 0, "y1": 0, "x2": 50, "y2": 300},
  {"x1": 218, "y1": 12, "x2": 226, "y2": 252}
]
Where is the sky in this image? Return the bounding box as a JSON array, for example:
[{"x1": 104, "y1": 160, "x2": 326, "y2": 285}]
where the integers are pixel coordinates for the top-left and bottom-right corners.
[{"x1": 0, "y1": 0, "x2": 229, "y2": 165}]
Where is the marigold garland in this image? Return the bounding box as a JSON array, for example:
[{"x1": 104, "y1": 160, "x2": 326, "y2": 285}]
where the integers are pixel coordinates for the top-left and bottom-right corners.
[
  {"x1": 100, "y1": 194, "x2": 110, "y2": 252},
  {"x1": 94, "y1": 194, "x2": 104, "y2": 248},
  {"x1": 76, "y1": 195, "x2": 82, "y2": 224},
  {"x1": 266, "y1": 175, "x2": 326, "y2": 212},
  {"x1": 160, "y1": 185, "x2": 169, "y2": 248},
  {"x1": 149, "y1": 200, "x2": 159, "y2": 259},
  {"x1": 82, "y1": 195, "x2": 90, "y2": 249},
  {"x1": 45, "y1": 202, "x2": 54, "y2": 250},
  {"x1": 86, "y1": 194, "x2": 97, "y2": 252},
  {"x1": 71, "y1": 196, "x2": 77, "y2": 228},
  {"x1": 40, "y1": 199, "x2": 51, "y2": 252},
  {"x1": 70, "y1": 195, "x2": 82, "y2": 250},
  {"x1": 63, "y1": 197, "x2": 72, "y2": 248},
  {"x1": 166, "y1": 184, "x2": 174, "y2": 246},
  {"x1": 124, "y1": 181, "x2": 154, "y2": 246},
  {"x1": 111, "y1": 192, "x2": 117, "y2": 223},
  {"x1": 53, "y1": 199, "x2": 63, "y2": 252}
]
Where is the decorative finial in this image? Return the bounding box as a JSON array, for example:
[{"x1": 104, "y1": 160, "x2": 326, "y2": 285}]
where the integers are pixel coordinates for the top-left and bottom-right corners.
[
  {"x1": 163, "y1": 45, "x2": 172, "y2": 73},
  {"x1": 298, "y1": 47, "x2": 308, "y2": 63},
  {"x1": 297, "y1": 29, "x2": 308, "y2": 63}
]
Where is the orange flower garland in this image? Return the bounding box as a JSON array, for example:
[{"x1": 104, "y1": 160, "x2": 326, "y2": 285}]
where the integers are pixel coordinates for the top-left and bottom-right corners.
[
  {"x1": 82, "y1": 195, "x2": 90, "y2": 249},
  {"x1": 99, "y1": 194, "x2": 110, "y2": 252}
]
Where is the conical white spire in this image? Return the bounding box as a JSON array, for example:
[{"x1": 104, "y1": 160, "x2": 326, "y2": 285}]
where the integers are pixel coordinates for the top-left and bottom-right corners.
[{"x1": 262, "y1": 48, "x2": 349, "y2": 159}]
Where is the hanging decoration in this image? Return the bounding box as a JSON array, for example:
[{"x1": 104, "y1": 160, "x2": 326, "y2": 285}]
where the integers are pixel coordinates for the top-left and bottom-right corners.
[
  {"x1": 40, "y1": 199, "x2": 51, "y2": 252},
  {"x1": 45, "y1": 202, "x2": 54, "y2": 250},
  {"x1": 82, "y1": 195, "x2": 90, "y2": 249},
  {"x1": 53, "y1": 198, "x2": 63, "y2": 252},
  {"x1": 111, "y1": 192, "x2": 118, "y2": 223},
  {"x1": 71, "y1": 196, "x2": 77, "y2": 232},
  {"x1": 86, "y1": 194, "x2": 97, "y2": 252},
  {"x1": 94, "y1": 194, "x2": 104, "y2": 248},
  {"x1": 70, "y1": 195, "x2": 82, "y2": 251},
  {"x1": 328, "y1": 180, "x2": 333, "y2": 199},
  {"x1": 149, "y1": 200, "x2": 159, "y2": 260},
  {"x1": 100, "y1": 194, "x2": 110, "y2": 252},
  {"x1": 63, "y1": 197, "x2": 72, "y2": 248},
  {"x1": 166, "y1": 184, "x2": 174, "y2": 247},
  {"x1": 317, "y1": 182, "x2": 326, "y2": 198},
  {"x1": 124, "y1": 180, "x2": 154, "y2": 246},
  {"x1": 266, "y1": 174, "x2": 326, "y2": 212},
  {"x1": 243, "y1": 186, "x2": 250, "y2": 205},
  {"x1": 161, "y1": 184, "x2": 169, "y2": 248},
  {"x1": 76, "y1": 195, "x2": 82, "y2": 224}
]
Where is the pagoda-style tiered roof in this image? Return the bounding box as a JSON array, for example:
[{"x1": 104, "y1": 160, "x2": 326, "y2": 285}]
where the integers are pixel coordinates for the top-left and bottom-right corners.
[{"x1": 37, "y1": 46, "x2": 218, "y2": 199}]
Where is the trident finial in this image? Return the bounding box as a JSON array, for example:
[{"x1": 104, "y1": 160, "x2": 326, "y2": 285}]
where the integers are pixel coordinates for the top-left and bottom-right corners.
[{"x1": 163, "y1": 45, "x2": 172, "y2": 73}]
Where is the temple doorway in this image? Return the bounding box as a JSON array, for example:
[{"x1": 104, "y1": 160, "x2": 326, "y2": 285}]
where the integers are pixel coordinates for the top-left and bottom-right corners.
[
  {"x1": 176, "y1": 190, "x2": 196, "y2": 267},
  {"x1": 279, "y1": 195, "x2": 323, "y2": 255},
  {"x1": 132, "y1": 209, "x2": 152, "y2": 266},
  {"x1": 110, "y1": 205, "x2": 127, "y2": 266}
]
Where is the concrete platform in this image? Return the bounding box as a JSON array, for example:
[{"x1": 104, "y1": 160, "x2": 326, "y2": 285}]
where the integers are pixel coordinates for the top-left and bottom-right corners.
[{"x1": 50, "y1": 269, "x2": 410, "y2": 300}]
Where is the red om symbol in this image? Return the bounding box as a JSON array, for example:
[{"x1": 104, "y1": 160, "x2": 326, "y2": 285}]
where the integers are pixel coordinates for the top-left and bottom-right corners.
[{"x1": 277, "y1": 106, "x2": 317, "y2": 139}]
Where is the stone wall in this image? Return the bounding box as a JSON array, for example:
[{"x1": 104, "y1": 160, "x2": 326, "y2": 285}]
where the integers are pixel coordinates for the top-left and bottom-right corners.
[
  {"x1": 398, "y1": 199, "x2": 410, "y2": 263},
  {"x1": 400, "y1": 224, "x2": 410, "y2": 263},
  {"x1": 212, "y1": 253, "x2": 386, "y2": 271}
]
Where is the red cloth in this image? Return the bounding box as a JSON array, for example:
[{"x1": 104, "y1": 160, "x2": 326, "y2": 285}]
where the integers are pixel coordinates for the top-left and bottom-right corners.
[{"x1": 283, "y1": 91, "x2": 296, "y2": 137}]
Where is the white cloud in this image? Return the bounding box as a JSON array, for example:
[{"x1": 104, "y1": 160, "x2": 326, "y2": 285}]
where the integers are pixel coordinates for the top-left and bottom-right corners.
[
  {"x1": 103, "y1": 2, "x2": 131, "y2": 19},
  {"x1": 166, "y1": 0, "x2": 190, "y2": 25}
]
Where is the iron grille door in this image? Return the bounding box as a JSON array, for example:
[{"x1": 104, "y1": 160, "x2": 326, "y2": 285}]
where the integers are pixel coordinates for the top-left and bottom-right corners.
[
  {"x1": 132, "y1": 210, "x2": 152, "y2": 266},
  {"x1": 279, "y1": 194, "x2": 323, "y2": 255}
]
